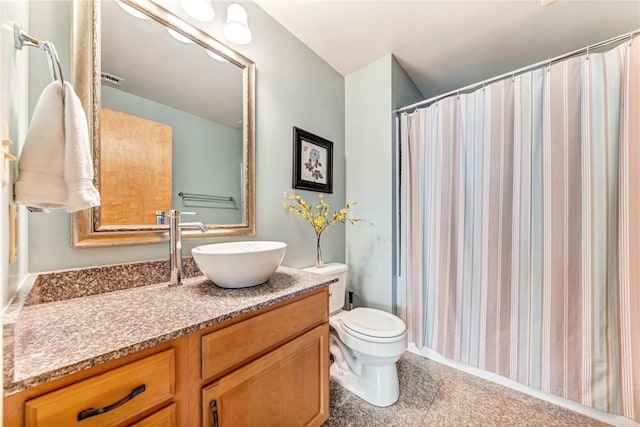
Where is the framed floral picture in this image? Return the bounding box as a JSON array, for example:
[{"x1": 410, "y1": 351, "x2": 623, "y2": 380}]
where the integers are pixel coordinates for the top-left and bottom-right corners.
[{"x1": 292, "y1": 127, "x2": 333, "y2": 193}]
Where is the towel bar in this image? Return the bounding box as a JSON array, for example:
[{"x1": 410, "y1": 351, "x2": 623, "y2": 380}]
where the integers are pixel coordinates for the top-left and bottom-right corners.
[{"x1": 14, "y1": 24, "x2": 64, "y2": 85}]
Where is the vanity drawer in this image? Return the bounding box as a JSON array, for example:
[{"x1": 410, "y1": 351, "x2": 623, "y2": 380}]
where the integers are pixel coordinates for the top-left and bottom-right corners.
[
  {"x1": 24, "y1": 349, "x2": 175, "y2": 427},
  {"x1": 201, "y1": 289, "x2": 328, "y2": 381}
]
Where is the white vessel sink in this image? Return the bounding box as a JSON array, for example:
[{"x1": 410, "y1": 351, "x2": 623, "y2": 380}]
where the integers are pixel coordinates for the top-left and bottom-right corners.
[{"x1": 191, "y1": 241, "x2": 287, "y2": 288}]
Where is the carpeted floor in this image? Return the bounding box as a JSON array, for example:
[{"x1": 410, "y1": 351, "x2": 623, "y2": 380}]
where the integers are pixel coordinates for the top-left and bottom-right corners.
[{"x1": 323, "y1": 351, "x2": 609, "y2": 427}]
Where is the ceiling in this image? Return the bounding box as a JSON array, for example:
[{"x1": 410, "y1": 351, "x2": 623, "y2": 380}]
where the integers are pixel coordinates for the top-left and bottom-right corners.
[
  {"x1": 100, "y1": 1, "x2": 639, "y2": 121},
  {"x1": 256, "y1": 0, "x2": 640, "y2": 100}
]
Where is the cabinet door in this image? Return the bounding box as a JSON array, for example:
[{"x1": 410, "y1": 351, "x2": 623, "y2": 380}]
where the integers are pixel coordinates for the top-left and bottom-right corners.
[
  {"x1": 202, "y1": 324, "x2": 329, "y2": 427},
  {"x1": 130, "y1": 403, "x2": 176, "y2": 427}
]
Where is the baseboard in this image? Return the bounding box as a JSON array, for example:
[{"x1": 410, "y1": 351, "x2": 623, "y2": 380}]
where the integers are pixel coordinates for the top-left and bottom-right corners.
[{"x1": 408, "y1": 343, "x2": 639, "y2": 427}]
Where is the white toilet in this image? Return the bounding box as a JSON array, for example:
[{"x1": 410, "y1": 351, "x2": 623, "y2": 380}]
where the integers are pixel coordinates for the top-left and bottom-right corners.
[{"x1": 303, "y1": 263, "x2": 407, "y2": 407}]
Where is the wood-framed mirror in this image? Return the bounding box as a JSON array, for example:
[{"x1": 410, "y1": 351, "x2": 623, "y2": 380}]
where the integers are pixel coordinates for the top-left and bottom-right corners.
[{"x1": 71, "y1": 0, "x2": 255, "y2": 247}]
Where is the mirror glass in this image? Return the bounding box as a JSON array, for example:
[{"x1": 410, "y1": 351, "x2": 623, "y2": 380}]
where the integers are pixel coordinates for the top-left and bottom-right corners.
[{"x1": 71, "y1": 0, "x2": 255, "y2": 246}]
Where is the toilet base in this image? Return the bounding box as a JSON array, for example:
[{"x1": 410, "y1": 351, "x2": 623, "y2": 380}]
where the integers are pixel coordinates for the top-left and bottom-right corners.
[{"x1": 330, "y1": 360, "x2": 400, "y2": 407}]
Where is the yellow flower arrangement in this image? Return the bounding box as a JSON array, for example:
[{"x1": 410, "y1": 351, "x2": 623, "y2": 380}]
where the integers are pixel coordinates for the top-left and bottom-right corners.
[{"x1": 283, "y1": 192, "x2": 370, "y2": 267}]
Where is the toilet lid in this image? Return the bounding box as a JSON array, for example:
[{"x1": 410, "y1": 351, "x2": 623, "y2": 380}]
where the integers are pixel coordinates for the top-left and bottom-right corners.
[{"x1": 340, "y1": 308, "x2": 406, "y2": 338}]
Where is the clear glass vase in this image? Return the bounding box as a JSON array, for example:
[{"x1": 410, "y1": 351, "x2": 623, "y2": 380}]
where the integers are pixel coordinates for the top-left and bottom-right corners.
[{"x1": 315, "y1": 234, "x2": 324, "y2": 268}]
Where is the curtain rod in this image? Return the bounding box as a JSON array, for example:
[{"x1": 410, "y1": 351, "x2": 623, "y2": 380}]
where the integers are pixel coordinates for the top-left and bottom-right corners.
[{"x1": 394, "y1": 29, "x2": 640, "y2": 114}]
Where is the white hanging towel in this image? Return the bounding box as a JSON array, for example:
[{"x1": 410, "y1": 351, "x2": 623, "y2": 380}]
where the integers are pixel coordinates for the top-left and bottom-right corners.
[{"x1": 14, "y1": 81, "x2": 100, "y2": 212}]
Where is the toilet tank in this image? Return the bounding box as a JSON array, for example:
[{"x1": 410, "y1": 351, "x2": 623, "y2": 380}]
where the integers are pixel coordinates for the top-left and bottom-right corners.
[{"x1": 302, "y1": 263, "x2": 348, "y2": 314}]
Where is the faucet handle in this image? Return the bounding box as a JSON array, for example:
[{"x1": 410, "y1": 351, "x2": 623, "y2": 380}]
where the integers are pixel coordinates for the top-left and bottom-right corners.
[{"x1": 155, "y1": 210, "x2": 168, "y2": 225}]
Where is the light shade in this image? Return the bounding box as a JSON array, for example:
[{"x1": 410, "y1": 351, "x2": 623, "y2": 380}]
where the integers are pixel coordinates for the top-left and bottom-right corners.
[
  {"x1": 167, "y1": 28, "x2": 193, "y2": 44},
  {"x1": 180, "y1": 0, "x2": 215, "y2": 22},
  {"x1": 118, "y1": 1, "x2": 149, "y2": 20},
  {"x1": 207, "y1": 50, "x2": 229, "y2": 62},
  {"x1": 224, "y1": 3, "x2": 252, "y2": 45}
]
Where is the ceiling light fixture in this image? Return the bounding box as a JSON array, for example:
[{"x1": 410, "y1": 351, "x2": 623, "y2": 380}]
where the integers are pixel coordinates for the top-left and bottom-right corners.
[
  {"x1": 207, "y1": 50, "x2": 229, "y2": 62},
  {"x1": 117, "y1": 1, "x2": 149, "y2": 20},
  {"x1": 180, "y1": 0, "x2": 215, "y2": 22},
  {"x1": 167, "y1": 28, "x2": 193, "y2": 44},
  {"x1": 223, "y1": 3, "x2": 252, "y2": 45}
]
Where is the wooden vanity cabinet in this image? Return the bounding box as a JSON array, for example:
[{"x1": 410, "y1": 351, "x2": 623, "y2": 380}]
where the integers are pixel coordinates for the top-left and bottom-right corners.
[
  {"x1": 200, "y1": 289, "x2": 330, "y2": 427},
  {"x1": 4, "y1": 288, "x2": 329, "y2": 427},
  {"x1": 202, "y1": 325, "x2": 329, "y2": 427}
]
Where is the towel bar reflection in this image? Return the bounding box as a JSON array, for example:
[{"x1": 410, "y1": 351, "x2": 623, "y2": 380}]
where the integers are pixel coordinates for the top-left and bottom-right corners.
[
  {"x1": 13, "y1": 23, "x2": 64, "y2": 85},
  {"x1": 179, "y1": 192, "x2": 237, "y2": 207}
]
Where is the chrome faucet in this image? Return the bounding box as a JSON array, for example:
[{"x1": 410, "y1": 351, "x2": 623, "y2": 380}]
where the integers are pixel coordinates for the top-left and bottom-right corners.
[{"x1": 156, "y1": 209, "x2": 207, "y2": 286}]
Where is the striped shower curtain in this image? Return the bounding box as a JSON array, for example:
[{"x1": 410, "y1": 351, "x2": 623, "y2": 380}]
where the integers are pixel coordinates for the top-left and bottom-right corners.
[{"x1": 398, "y1": 38, "x2": 640, "y2": 420}]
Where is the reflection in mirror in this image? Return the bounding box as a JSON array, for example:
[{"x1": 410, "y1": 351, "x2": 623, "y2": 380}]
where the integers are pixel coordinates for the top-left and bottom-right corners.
[{"x1": 71, "y1": 0, "x2": 255, "y2": 246}]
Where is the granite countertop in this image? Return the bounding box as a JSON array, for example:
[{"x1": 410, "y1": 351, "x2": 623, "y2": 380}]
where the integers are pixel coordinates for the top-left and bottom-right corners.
[{"x1": 2, "y1": 262, "x2": 334, "y2": 395}]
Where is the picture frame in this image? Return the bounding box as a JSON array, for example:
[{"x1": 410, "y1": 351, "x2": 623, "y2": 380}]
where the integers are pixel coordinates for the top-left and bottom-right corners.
[{"x1": 292, "y1": 126, "x2": 333, "y2": 193}]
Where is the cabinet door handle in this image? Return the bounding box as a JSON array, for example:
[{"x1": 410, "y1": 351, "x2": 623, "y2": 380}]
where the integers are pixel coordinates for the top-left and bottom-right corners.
[
  {"x1": 77, "y1": 384, "x2": 146, "y2": 421},
  {"x1": 210, "y1": 399, "x2": 219, "y2": 427}
]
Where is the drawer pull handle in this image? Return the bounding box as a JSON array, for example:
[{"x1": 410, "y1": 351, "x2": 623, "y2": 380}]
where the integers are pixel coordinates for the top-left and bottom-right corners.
[
  {"x1": 210, "y1": 399, "x2": 219, "y2": 427},
  {"x1": 77, "y1": 384, "x2": 146, "y2": 421}
]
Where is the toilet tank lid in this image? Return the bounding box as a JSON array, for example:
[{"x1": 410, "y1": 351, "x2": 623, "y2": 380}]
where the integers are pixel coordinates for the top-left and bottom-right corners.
[{"x1": 301, "y1": 263, "x2": 348, "y2": 275}]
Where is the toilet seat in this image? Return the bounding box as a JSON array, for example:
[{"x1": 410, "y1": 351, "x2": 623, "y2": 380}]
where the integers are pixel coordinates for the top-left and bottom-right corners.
[{"x1": 340, "y1": 308, "x2": 406, "y2": 341}]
